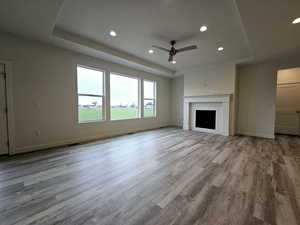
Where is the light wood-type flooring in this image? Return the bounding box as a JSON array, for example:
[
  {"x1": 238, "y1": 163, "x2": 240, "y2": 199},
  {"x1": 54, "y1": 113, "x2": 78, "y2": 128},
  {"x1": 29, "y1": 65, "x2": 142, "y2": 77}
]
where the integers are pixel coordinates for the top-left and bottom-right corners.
[{"x1": 0, "y1": 127, "x2": 300, "y2": 225}]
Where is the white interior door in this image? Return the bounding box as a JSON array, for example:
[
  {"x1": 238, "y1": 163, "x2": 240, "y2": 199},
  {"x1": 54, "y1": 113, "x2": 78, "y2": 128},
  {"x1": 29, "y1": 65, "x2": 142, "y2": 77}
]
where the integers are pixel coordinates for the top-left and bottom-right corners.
[{"x1": 0, "y1": 63, "x2": 9, "y2": 155}]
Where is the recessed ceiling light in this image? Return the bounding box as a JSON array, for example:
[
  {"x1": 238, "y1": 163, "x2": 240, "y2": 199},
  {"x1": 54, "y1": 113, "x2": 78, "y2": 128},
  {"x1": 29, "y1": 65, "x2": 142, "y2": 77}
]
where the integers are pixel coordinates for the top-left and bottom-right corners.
[
  {"x1": 218, "y1": 47, "x2": 224, "y2": 51},
  {"x1": 109, "y1": 30, "x2": 117, "y2": 37},
  {"x1": 200, "y1": 25, "x2": 208, "y2": 32},
  {"x1": 148, "y1": 49, "x2": 154, "y2": 54},
  {"x1": 171, "y1": 60, "x2": 176, "y2": 64},
  {"x1": 292, "y1": 17, "x2": 300, "y2": 24}
]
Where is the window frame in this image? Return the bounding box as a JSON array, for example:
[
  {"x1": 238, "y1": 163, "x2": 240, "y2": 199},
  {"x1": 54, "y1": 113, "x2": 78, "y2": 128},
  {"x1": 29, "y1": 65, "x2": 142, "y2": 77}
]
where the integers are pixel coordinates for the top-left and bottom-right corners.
[
  {"x1": 109, "y1": 72, "x2": 141, "y2": 121},
  {"x1": 143, "y1": 79, "x2": 157, "y2": 118},
  {"x1": 76, "y1": 64, "x2": 106, "y2": 123}
]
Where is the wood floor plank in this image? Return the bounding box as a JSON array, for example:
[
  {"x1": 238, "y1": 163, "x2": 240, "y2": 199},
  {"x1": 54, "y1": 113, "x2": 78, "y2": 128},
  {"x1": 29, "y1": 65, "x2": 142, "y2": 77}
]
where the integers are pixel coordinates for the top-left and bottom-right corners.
[{"x1": 0, "y1": 128, "x2": 299, "y2": 225}]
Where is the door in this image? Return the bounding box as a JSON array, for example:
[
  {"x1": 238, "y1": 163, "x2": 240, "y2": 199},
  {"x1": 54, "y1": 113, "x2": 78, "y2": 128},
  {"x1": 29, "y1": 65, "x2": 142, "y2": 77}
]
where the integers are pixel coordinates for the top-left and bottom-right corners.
[
  {"x1": 276, "y1": 82, "x2": 300, "y2": 135},
  {"x1": 0, "y1": 63, "x2": 9, "y2": 154}
]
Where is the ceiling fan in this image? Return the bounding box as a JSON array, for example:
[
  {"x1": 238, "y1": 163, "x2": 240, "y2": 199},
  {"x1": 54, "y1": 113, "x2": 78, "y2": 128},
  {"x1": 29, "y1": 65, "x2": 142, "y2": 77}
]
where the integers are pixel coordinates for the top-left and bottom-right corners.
[{"x1": 152, "y1": 40, "x2": 197, "y2": 63}]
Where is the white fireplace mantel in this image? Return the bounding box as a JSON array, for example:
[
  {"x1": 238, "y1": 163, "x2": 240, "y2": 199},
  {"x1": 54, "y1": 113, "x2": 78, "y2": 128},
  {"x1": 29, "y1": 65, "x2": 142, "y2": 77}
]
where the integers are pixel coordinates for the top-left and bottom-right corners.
[{"x1": 183, "y1": 94, "x2": 231, "y2": 136}]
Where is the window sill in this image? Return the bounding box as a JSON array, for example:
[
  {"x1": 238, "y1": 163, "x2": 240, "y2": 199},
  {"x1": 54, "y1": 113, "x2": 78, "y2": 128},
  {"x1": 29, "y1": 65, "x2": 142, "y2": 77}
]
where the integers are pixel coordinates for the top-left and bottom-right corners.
[
  {"x1": 110, "y1": 117, "x2": 141, "y2": 122},
  {"x1": 143, "y1": 116, "x2": 157, "y2": 119},
  {"x1": 78, "y1": 116, "x2": 158, "y2": 124},
  {"x1": 110, "y1": 116, "x2": 158, "y2": 121},
  {"x1": 78, "y1": 120, "x2": 106, "y2": 124}
]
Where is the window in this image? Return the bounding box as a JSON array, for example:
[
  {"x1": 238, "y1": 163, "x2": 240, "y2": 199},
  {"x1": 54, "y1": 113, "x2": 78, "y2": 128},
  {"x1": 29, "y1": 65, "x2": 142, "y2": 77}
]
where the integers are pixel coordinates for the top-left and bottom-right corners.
[
  {"x1": 110, "y1": 73, "x2": 140, "y2": 120},
  {"x1": 77, "y1": 66, "x2": 104, "y2": 122},
  {"x1": 143, "y1": 80, "x2": 156, "y2": 117}
]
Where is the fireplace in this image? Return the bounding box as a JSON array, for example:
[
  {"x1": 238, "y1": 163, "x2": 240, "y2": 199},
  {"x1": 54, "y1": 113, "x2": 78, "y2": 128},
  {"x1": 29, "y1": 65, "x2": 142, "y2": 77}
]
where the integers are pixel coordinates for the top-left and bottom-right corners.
[
  {"x1": 183, "y1": 95, "x2": 231, "y2": 136},
  {"x1": 195, "y1": 110, "x2": 216, "y2": 130}
]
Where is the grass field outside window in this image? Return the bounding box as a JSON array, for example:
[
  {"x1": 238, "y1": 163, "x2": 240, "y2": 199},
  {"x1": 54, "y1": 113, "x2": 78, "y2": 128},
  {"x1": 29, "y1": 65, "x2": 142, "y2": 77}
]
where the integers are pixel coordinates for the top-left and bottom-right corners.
[{"x1": 79, "y1": 108, "x2": 154, "y2": 121}]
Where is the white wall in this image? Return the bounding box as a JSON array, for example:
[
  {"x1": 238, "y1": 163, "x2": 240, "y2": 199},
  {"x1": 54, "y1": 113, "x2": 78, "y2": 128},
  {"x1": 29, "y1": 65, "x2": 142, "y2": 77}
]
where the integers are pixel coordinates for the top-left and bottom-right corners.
[
  {"x1": 183, "y1": 63, "x2": 236, "y2": 96},
  {"x1": 237, "y1": 54, "x2": 300, "y2": 139},
  {"x1": 0, "y1": 32, "x2": 172, "y2": 154},
  {"x1": 171, "y1": 76, "x2": 184, "y2": 127},
  {"x1": 237, "y1": 63, "x2": 277, "y2": 138},
  {"x1": 182, "y1": 63, "x2": 237, "y2": 135}
]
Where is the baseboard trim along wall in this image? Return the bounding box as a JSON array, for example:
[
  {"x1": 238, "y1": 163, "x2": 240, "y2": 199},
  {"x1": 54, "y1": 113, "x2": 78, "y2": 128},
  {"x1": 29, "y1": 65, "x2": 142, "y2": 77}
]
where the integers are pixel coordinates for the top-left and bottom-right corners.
[
  {"x1": 12, "y1": 126, "x2": 276, "y2": 154},
  {"x1": 13, "y1": 125, "x2": 171, "y2": 155},
  {"x1": 237, "y1": 130, "x2": 275, "y2": 139}
]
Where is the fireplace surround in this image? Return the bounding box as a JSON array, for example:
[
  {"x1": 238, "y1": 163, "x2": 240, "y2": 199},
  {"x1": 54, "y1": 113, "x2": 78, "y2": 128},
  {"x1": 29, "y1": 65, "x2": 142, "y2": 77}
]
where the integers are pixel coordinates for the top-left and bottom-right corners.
[{"x1": 183, "y1": 94, "x2": 231, "y2": 136}]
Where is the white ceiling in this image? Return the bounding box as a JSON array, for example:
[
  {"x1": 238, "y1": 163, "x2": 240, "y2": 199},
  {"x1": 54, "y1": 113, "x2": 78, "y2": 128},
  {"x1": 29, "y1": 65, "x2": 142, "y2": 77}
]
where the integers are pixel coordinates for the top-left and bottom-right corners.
[
  {"x1": 0, "y1": 0, "x2": 299, "y2": 76},
  {"x1": 236, "y1": 0, "x2": 300, "y2": 61},
  {"x1": 56, "y1": 0, "x2": 251, "y2": 71},
  {"x1": 0, "y1": 0, "x2": 64, "y2": 37}
]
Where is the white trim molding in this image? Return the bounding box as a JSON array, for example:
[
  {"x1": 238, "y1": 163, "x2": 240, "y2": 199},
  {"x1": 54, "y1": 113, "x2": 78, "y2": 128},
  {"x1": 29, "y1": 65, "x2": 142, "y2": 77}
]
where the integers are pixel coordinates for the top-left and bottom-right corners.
[
  {"x1": 14, "y1": 125, "x2": 170, "y2": 154},
  {"x1": 183, "y1": 94, "x2": 231, "y2": 136},
  {"x1": 237, "y1": 130, "x2": 275, "y2": 139}
]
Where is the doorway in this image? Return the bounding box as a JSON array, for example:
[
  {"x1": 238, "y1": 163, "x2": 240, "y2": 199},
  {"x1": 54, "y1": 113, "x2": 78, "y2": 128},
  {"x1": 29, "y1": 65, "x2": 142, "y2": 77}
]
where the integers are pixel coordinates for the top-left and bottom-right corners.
[
  {"x1": 275, "y1": 67, "x2": 300, "y2": 136},
  {"x1": 0, "y1": 62, "x2": 9, "y2": 154}
]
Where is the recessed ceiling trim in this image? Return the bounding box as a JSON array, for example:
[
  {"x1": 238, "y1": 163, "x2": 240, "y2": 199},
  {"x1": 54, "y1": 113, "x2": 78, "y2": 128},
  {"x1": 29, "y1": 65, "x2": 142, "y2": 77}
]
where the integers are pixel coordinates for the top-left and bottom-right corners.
[
  {"x1": 49, "y1": 0, "x2": 68, "y2": 35},
  {"x1": 232, "y1": 0, "x2": 254, "y2": 60},
  {"x1": 52, "y1": 26, "x2": 175, "y2": 77}
]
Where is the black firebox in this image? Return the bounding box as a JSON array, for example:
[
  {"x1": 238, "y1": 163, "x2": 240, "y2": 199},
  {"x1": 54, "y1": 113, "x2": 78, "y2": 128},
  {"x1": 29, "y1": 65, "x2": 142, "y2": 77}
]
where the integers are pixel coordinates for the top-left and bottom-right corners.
[{"x1": 195, "y1": 110, "x2": 216, "y2": 130}]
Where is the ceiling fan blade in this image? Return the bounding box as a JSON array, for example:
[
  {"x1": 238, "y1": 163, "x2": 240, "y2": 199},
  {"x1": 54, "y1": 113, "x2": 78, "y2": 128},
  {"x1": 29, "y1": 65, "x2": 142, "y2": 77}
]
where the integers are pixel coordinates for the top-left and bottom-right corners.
[
  {"x1": 168, "y1": 54, "x2": 173, "y2": 62},
  {"x1": 177, "y1": 45, "x2": 197, "y2": 53},
  {"x1": 152, "y1": 45, "x2": 170, "y2": 52}
]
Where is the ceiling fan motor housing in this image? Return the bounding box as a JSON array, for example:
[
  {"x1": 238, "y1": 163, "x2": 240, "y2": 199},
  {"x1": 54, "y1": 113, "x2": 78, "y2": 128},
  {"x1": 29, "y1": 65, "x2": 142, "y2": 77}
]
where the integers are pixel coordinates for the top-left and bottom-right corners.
[
  {"x1": 170, "y1": 40, "x2": 177, "y2": 56},
  {"x1": 170, "y1": 48, "x2": 177, "y2": 56}
]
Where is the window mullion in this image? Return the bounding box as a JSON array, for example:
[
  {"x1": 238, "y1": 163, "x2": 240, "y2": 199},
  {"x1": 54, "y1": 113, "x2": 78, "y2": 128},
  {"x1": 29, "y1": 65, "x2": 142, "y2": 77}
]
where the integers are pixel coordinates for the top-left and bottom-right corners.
[
  {"x1": 105, "y1": 70, "x2": 110, "y2": 121},
  {"x1": 154, "y1": 99, "x2": 156, "y2": 116},
  {"x1": 141, "y1": 79, "x2": 144, "y2": 118}
]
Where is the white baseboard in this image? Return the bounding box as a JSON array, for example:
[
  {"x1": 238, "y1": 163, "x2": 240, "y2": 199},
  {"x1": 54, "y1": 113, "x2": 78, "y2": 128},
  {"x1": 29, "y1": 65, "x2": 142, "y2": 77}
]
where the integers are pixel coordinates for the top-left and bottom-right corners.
[
  {"x1": 12, "y1": 127, "x2": 276, "y2": 154},
  {"x1": 237, "y1": 130, "x2": 275, "y2": 139},
  {"x1": 13, "y1": 125, "x2": 170, "y2": 155},
  {"x1": 171, "y1": 121, "x2": 183, "y2": 127}
]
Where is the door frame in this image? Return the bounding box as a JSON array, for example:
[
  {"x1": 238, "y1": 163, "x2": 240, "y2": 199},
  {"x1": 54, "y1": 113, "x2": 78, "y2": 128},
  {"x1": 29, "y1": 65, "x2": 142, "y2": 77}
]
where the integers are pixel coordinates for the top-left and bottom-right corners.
[{"x1": 0, "y1": 60, "x2": 15, "y2": 155}]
